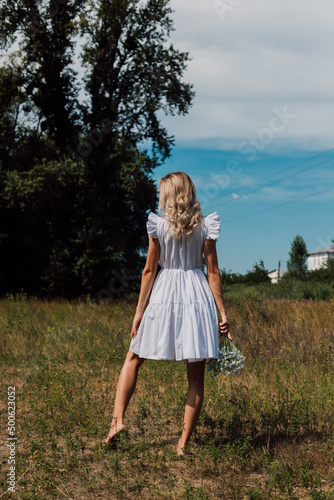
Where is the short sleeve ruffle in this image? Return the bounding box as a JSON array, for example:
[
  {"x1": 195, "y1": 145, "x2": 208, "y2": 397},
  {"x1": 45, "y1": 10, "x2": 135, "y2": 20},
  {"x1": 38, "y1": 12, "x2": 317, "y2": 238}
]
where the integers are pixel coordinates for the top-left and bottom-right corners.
[
  {"x1": 204, "y1": 212, "x2": 221, "y2": 240},
  {"x1": 146, "y1": 211, "x2": 160, "y2": 238}
]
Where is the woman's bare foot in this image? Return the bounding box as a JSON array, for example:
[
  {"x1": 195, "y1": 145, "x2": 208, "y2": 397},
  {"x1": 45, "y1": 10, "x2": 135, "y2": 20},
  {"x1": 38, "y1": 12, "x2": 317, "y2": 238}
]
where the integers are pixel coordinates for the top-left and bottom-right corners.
[
  {"x1": 104, "y1": 418, "x2": 125, "y2": 445},
  {"x1": 177, "y1": 440, "x2": 185, "y2": 456}
]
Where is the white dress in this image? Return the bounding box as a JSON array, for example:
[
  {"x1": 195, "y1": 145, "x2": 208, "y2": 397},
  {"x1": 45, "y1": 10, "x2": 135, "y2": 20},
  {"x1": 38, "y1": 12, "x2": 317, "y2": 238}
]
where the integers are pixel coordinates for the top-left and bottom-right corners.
[{"x1": 129, "y1": 211, "x2": 221, "y2": 362}]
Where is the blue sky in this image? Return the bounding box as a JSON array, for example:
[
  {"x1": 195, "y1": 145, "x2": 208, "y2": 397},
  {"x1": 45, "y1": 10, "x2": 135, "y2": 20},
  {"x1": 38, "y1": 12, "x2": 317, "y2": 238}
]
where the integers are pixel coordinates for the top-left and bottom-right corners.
[
  {"x1": 149, "y1": 0, "x2": 334, "y2": 274},
  {"x1": 154, "y1": 147, "x2": 334, "y2": 274},
  {"x1": 3, "y1": 1, "x2": 333, "y2": 275}
]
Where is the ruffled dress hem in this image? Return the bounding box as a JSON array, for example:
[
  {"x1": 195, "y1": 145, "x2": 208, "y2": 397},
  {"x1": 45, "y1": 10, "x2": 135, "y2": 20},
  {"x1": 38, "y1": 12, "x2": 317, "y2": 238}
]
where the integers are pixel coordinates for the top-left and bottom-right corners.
[{"x1": 128, "y1": 210, "x2": 221, "y2": 361}]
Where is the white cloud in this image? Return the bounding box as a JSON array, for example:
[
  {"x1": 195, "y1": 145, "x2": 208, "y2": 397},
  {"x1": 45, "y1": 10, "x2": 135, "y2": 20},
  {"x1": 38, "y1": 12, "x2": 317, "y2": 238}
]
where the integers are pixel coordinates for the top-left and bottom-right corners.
[{"x1": 161, "y1": 0, "x2": 334, "y2": 150}]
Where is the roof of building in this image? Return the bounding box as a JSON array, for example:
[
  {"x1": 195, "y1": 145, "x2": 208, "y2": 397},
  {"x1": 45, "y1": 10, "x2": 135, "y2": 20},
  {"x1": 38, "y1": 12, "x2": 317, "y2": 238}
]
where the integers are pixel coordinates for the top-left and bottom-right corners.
[
  {"x1": 268, "y1": 269, "x2": 287, "y2": 275},
  {"x1": 308, "y1": 245, "x2": 334, "y2": 256}
]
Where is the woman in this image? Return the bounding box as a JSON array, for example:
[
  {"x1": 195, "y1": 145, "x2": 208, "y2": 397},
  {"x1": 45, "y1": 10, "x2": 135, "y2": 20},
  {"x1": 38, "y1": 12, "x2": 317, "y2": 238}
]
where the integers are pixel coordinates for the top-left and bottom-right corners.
[{"x1": 105, "y1": 171, "x2": 231, "y2": 455}]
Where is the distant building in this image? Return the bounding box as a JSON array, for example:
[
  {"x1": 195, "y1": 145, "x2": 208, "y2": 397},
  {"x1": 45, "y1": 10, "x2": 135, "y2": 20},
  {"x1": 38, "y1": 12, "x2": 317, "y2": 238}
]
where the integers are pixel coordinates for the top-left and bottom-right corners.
[
  {"x1": 307, "y1": 245, "x2": 334, "y2": 271},
  {"x1": 268, "y1": 269, "x2": 287, "y2": 283}
]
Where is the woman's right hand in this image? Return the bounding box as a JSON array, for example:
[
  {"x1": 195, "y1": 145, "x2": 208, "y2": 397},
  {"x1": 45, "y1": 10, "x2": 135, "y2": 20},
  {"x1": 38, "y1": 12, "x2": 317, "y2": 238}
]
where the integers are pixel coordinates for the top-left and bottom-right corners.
[
  {"x1": 219, "y1": 321, "x2": 232, "y2": 341},
  {"x1": 131, "y1": 311, "x2": 143, "y2": 337}
]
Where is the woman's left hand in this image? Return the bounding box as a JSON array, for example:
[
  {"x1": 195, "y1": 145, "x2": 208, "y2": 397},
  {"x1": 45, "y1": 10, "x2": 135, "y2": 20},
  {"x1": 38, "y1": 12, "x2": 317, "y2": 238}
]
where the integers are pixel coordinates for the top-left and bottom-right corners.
[{"x1": 131, "y1": 311, "x2": 143, "y2": 337}]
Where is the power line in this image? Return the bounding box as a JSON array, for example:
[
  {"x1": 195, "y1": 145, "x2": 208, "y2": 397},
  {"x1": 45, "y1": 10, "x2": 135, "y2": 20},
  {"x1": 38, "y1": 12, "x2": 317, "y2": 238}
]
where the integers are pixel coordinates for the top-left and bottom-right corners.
[
  {"x1": 221, "y1": 186, "x2": 334, "y2": 224},
  {"x1": 212, "y1": 155, "x2": 334, "y2": 209},
  {"x1": 201, "y1": 147, "x2": 334, "y2": 209}
]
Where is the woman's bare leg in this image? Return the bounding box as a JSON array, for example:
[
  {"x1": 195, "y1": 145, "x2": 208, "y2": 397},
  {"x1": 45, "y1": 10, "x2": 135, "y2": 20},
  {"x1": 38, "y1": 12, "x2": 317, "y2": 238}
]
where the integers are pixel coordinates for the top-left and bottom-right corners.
[
  {"x1": 177, "y1": 359, "x2": 206, "y2": 455},
  {"x1": 105, "y1": 350, "x2": 145, "y2": 444}
]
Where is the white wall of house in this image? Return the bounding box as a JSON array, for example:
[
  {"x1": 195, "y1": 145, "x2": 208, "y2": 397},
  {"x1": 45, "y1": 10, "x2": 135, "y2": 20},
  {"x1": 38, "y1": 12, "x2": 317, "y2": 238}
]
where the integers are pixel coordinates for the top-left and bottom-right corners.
[
  {"x1": 308, "y1": 251, "x2": 334, "y2": 271},
  {"x1": 268, "y1": 269, "x2": 287, "y2": 283}
]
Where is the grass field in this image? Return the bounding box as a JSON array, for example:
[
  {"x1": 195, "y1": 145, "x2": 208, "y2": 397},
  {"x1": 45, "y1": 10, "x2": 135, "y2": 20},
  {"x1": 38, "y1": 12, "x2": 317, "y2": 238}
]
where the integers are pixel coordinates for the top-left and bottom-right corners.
[{"x1": 1, "y1": 293, "x2": 334, "y2": 499}]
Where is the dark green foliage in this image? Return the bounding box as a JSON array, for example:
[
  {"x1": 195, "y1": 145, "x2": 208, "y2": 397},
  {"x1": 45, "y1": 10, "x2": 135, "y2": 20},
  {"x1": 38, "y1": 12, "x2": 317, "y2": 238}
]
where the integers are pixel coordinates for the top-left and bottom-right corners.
[
  {"x1": 220, "y1": 261, "x2": 270, "y2": 286},
  {"x1": 286, "y1": 235, "x2": 308, "y2": 281},
  {"x1": 0, "y1": 0, "x2": 194, "y2": 296},
  {"x1": 1, "y1": 141, "x2": 158, "y2": 296},
  {"x1": 78, "y1": 0, "x2": 194, "y2": 161},
  {"x1": 220, "y1": 268, "x2": 248, "y2": 286},
  {"x1": 244, "y1": 260, "x2": 271, "y2": 284},
  {"x1": 0, "y1": 0, "x2": 84, "y2": 167},
  {"x1": 222, "y1": 281, "x2": 334, "y2": 301}
]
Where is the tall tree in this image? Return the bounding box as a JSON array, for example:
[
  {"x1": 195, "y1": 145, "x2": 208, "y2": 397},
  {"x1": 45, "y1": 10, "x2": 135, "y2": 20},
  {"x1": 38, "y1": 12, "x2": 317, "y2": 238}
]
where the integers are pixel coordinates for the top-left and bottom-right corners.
[
  {"x1": 77, "y1": 0, "x2": 194, "y2": 163},
  {"x1": 0, "y1": 0, "x2": 194, "y2": 296},
  {"x1": 0, "y1": 0, "x2": 85, "y2": 168},
  {"x1": 286, "y1": 235, "x2": 308, "y2": 280}
]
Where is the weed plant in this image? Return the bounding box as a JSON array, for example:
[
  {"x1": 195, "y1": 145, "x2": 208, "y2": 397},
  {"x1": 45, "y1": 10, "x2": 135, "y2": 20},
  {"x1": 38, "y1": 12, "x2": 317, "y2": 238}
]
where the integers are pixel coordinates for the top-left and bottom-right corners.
[{"x1": 1, "y1": 294, "x2": 334, "y2": 498}]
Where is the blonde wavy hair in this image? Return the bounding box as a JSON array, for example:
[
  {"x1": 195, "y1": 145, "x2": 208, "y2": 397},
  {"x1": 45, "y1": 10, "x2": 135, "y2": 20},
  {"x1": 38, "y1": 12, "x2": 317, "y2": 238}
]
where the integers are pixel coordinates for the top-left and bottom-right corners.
[{"x1": 158, "y1": 171, "x2": 204, "y2": 239}]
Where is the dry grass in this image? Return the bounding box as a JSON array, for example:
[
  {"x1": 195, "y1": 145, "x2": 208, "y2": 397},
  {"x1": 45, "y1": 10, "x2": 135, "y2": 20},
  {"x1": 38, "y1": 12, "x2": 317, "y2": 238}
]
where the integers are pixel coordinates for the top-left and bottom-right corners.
[{"x1": 1, "y1": 293, "x2": 334, "y2": 499}]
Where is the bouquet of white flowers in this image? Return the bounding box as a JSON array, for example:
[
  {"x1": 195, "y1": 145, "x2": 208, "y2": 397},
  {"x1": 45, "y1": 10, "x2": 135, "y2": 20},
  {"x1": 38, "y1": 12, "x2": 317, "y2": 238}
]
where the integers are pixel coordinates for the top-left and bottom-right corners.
[{"x1": 207, "y1": 334, "x2": 245, "y2": 376}]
